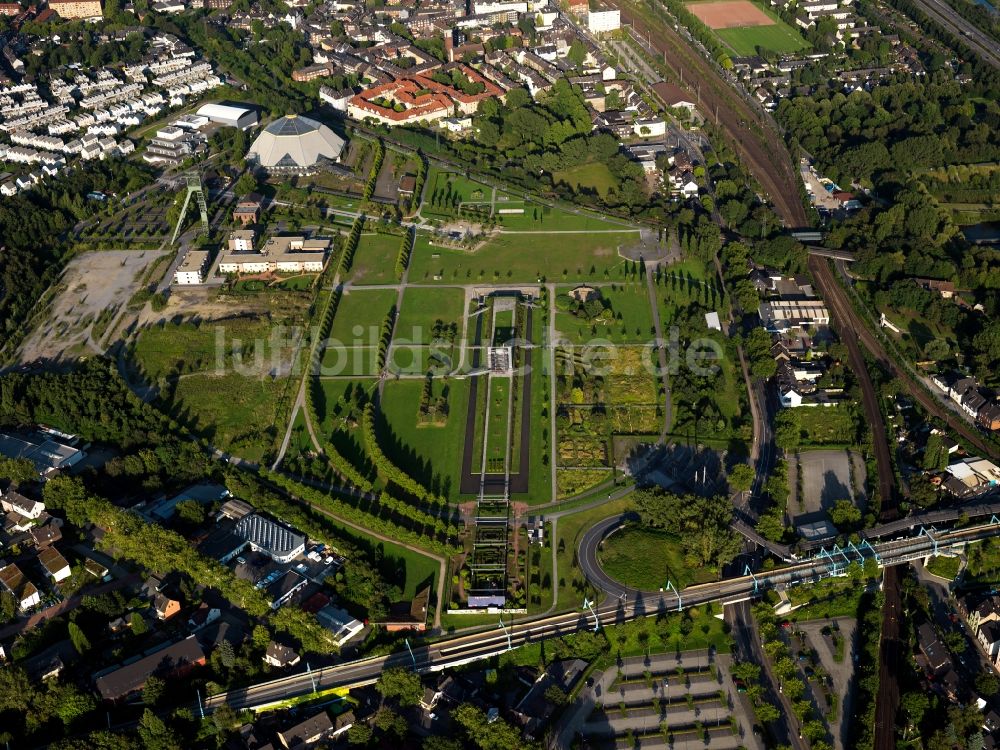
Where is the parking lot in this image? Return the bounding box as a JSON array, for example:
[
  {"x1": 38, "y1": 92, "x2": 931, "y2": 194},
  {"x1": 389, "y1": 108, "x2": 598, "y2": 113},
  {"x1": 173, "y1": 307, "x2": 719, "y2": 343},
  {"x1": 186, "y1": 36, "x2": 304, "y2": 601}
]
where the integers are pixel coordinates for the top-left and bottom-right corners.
[
  {"x1": 788, "y1": 449, "x2": 867, "y2": 529},
  {"x1": 557, "y1": 650, "x2": 763, "y2": 750}
]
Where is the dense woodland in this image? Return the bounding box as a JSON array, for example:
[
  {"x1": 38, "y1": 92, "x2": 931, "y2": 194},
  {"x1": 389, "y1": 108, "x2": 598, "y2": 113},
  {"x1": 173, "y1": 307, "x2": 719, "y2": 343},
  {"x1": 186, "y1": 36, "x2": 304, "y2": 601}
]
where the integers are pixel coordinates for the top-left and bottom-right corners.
[{"x1": 776, "y1": 67, "x2": 1000, "y2": 384}]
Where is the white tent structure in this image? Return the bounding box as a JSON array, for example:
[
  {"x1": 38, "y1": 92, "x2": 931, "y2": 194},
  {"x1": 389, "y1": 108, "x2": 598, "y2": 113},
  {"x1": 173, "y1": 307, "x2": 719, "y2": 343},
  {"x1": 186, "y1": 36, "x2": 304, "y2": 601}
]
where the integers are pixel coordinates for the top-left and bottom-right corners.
[{"x1": 246, "y1": 114, "x2": 345, "y2": 173}]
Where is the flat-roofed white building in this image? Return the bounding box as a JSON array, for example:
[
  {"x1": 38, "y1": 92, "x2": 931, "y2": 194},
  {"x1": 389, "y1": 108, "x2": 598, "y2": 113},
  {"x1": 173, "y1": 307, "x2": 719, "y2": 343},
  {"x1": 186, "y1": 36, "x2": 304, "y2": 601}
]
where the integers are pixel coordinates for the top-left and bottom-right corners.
[
  {"x1": 174, "y1": 250, "x2": 210, "y2": 285},
  {"x1": 587, "y1": 8, "x2": 621, "y2": 32},
  {"x1": 218, "y1": 235, "x2": 329, "y2": 275},
  {"x1": 234, "y1": 514, "x2": 306, "y2": 563},
  {"x1": 196, "y1": 102, "x2": 259, "y2": 130},
  {"x1": 759, "y1": 300, "x2": 830, "y2": 332}
]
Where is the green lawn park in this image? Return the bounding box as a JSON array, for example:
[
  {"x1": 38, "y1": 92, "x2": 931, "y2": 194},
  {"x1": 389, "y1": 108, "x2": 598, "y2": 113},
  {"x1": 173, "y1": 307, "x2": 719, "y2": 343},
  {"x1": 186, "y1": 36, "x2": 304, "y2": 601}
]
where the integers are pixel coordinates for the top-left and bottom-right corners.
[
  {"x1": 379, "y1": 377, "x2": 470, "y2": 502},
  {"x1": 394, "y1": 286, "x2": 466, "y2": 344},
  {"x1": 408, "y1": 230, "x2": 638, "y2": 284},
  {"x1": 553, "y1": 162, "x2": 619, "y2": 199},
  {"x1": 598, "y1": 525, "x2": 715, "y2": 591},
  {"x1": 346, "y1": 232, "x2": 405, "y2": 285},
  {"x1": 328, "y1": 288, "x2": 398, "y2": 344},
  {"x1": 555, "y1": 282, "x2": 655, "y2": 345}
]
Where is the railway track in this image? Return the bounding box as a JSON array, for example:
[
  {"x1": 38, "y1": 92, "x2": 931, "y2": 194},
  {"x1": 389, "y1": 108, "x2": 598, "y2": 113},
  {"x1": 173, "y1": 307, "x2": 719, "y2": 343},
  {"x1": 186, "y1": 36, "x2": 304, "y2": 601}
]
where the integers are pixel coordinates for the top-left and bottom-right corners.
[
  {"x1": 809, "y1": 256, "x2": 897, "y2": 515},
  {"x1": 810, "y1": 255, "x2": 903, "y2": 750},
  {"x1": 827, "y1": 260, "x2": 999, "y2": 460},
  {"x1": 607, "y1": 0, "x2": 809, "y2": 228}
]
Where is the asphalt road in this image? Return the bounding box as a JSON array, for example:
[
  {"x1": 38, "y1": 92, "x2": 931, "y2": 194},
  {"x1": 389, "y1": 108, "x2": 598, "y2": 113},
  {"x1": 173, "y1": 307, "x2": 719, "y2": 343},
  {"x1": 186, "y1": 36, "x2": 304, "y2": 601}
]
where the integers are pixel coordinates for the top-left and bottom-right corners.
[
  {"x1": 909, "y1": 0, "x2": 1000, "y2": 68},
  {"x1": 201, "y1": 521, "x2": 1000, "y2": 714}
]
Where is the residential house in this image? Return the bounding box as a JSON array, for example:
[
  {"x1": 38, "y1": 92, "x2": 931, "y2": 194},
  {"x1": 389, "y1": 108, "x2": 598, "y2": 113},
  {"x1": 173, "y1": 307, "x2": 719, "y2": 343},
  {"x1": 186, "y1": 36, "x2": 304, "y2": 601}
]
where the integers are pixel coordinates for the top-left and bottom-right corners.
[
  {"x1": 94, "y1": 637, "x2": 206, "y2": 702},
  {"x1": 1, "y1": 490, "x2": 44, "y2": 520},
  {"x1": 316, "y1": 604, "x2": 365, "y2": 644},
  {"x1": 979, "y1": 402, "x2": 1000, "y2": 432},
  {"x1": 38, "y1": 547, "x2": 71, "y2": 582},
  {"x1": 979, "y1": 621, "x2": 1000, "y2": 662},
  {"x1": 264, "y1": 641, "x2": 301, "y2": 668},
  {"x1": 380, "y1": 585, "x2": 431, "y2": 632},
  {"x1": 276, "y1": 710, "x2": 335, "y2": 748},
  {"x1": 266, "y1": 571, "x2": 308, "y2": 610},
  {"x1": 917, "y1": 622, "x2": 951, "y2": 674},
  {"x1": 153, "y1": 592, "x2": 182, "y2": 620},
  {"x1": 186, "y1": 603, "x2": 221, "y2": 631},
  {"x1": 511, "y1": 659, "x2": 588, "y2": 738},
  {"x1": 0, "y1": 563, "x2": 40, "y2": 610},
  {"x1": 916, "y1": 278, "x2": 956, "y2": 299},
  {"x1": 30, "y1": 522, "x2": 63, "y2": 548},
  {"x1": 967, "y1": 596, "x2": 1000, "y2": 633}
]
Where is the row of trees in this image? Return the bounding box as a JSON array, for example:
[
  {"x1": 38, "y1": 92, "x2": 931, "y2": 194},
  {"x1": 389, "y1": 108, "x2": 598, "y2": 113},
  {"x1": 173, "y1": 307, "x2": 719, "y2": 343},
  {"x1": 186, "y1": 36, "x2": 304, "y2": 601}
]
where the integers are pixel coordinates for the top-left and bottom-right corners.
[
  {"x1": 262, "y1": 469, "x2": 458, "y2": 556},
  {"x1": 361, "y1": 401, "x2": 441, "y2": 504},
  {"x1": 376, "y1": 306, "x2": 396, "y2": 372},
  {"x1": 338, "y1": 215, "x2": 366, "y2": 278},
  {"x1": 363, "y1": 139, "x2": 386, "y2": 203},
  {"x1": 405, "y1": 154, "x2": 428, "y2": 215},
  {"x1": 395, "y1": 228, "x2": 414, "y2": 280}
]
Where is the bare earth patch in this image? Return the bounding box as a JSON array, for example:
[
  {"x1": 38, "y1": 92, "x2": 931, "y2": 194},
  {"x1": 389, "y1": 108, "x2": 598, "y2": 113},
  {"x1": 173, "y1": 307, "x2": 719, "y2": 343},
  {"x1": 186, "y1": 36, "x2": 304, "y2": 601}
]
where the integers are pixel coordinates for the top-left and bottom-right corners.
[
  {"x1": 687, "y1": 0, "x2": 773, "y2": 28},
  {"x1": 18, "y1": 249, "x2": 169, "y2": 364}
]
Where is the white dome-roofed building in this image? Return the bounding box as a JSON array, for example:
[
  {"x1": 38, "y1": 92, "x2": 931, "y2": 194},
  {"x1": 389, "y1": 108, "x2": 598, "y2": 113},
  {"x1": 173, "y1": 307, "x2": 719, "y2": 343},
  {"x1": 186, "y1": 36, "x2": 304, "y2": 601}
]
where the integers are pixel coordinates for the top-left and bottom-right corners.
[{"x1": 246, "y1": 114, "x2": 346, "y2": 174}]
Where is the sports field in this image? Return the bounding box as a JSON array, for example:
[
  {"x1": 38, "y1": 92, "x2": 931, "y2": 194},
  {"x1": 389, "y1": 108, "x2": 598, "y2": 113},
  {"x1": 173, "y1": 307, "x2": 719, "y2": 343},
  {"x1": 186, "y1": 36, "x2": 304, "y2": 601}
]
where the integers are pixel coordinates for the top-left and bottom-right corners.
[
  {"x1": 715, "y1": 21, "x2": 808, "y2": 55},
  {"x1": 687, "y1": 0, "x2": 808, "y2": 55}
]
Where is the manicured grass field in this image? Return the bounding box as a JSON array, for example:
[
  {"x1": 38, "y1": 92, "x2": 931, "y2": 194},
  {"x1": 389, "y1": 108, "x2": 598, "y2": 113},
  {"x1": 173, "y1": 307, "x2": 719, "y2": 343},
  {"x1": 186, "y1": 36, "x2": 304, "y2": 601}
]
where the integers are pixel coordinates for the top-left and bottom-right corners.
[
  {"x1": 273, "y1": 274, "x2": 317, "y2": 291},
  {"x1": 314, "y1": 378, "x2": 376, "y2": 433},
  {"x1": 379, "y1": 542, "x2": 439, "y2": 599},
  {"x1": 379, "y1": 377, "x2": 470, "y2": 501},
  {"x1": 328, "y1": 288, "x2": 398, "y2": 345},
  {"x1": 395, "y1": 286, "x2": 466, "y2": 344},
  {"x1": 385, "y1": 344, "x2": 455, "y2": 376},
  {"x1": 409, "y1": 230, "x2": 639, "y2": 284},
  {"x1": 598, "y1": 525, "x2": 714, "y2": 591},
  {"x1": 553, "y1": 162, "x2": 619, "y2": 198},
  {"x1": 168, "y1": 372, "x2": 291, "y2": 463},
  {"x1": 347, "y1": 233, "x2": 405, "y2": 285},
  {"x1": 483, "y1": 376, "x2": 511, "y2": 473},
  {"x1": 494, "y1": 198, "x2": 633, "y2": 231},
  {"x1": 555, "y1": 282, "x2": 655, "y2": 345},
  {"x1": 715, "y1": 19, "x2": 808, "y2": 55}
]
